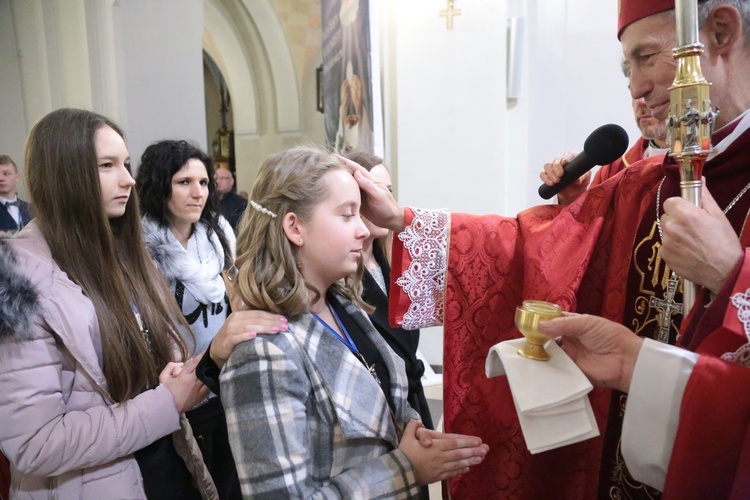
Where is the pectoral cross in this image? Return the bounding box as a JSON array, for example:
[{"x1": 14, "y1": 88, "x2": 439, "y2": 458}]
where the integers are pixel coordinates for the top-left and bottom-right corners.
[
  {"x1": 649, "y1": 273, "x2": 683, "y2": 343},
  {"x1": 440, "y1": 0, "x2": 461, "y2": 30}
]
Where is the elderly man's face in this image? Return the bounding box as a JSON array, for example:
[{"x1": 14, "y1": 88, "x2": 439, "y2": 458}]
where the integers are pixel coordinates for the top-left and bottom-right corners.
[
  {"x1": 621, "y1": 12, "x2": 679, "y2": 124},
  {"x1": 214, "y1": 168, "x2": 234, "y2": 195}
]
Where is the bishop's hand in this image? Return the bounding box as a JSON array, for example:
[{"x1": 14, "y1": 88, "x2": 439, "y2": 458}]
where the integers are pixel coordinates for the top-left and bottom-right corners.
[
  {"x1": 660, "y1": 183, "x2": 743, "y2": 294},
  {"x1": 538, "y1": 313, "x2": 643, "y2": 393},
  {"x1": 336, "y1": 154, "x2": 406, "y2": 232}
]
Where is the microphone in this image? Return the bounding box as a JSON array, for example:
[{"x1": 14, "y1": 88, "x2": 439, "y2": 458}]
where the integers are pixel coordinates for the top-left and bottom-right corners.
[{"x1": 538, "y1": 123, "x2": 630, "y2": 200}]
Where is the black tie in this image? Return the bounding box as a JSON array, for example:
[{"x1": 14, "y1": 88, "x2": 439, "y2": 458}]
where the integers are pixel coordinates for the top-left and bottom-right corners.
[{"x1": 5, "y1": 201, "x2": 19, "y2": 208}]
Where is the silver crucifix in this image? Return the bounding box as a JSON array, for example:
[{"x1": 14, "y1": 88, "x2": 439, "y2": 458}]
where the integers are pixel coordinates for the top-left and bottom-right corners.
[{"x1": 649, "y1": 273, "x2": 684, "y2": 343}]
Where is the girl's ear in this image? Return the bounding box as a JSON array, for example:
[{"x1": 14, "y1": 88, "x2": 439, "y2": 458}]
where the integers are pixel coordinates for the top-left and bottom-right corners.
[{"x1": 283, "y1": 212, "x2": 304, "y2": 247}]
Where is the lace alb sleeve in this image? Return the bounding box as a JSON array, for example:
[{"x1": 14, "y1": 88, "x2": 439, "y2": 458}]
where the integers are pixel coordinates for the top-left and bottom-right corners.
[
  {"x1": 721, "y1": 289, "x2": 750, "y2": 367},
  {"x1": 395, "y1": 208, "x2": 450, "y2": 329}
]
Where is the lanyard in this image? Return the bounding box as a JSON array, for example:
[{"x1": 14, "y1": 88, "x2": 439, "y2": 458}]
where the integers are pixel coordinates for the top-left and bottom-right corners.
[
  {"x1": 315, "y1": 303, "x2": 400, "y2": 438},
  {"x1": 314, "y1": 304, "x2": 381, "y2": 385},
  {"x1": 314, "y1": 305, "x2": 360, "y2": 356}
]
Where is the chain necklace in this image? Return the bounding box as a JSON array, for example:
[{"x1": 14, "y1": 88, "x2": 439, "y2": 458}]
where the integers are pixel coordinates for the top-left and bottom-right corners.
[{"x1": 650, "y1": 176, "x2": 750, "y2": 343}]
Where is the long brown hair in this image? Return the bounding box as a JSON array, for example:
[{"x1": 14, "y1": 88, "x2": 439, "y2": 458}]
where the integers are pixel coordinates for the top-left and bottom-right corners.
[
  {"x1": 26, "y1": 108, "x2": 190, "y2": 402},
  {"x1": 234, "y1": 146, "x2": 372, "y2": 317}
]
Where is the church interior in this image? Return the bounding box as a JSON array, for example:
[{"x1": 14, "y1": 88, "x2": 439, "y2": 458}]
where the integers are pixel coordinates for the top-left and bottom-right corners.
[
  {"x1": 4, "y1": 1, "x2": 750, "y2": 497},
  {"x1": 0, "y1": 0, "x2": 638, "y2": 372}
]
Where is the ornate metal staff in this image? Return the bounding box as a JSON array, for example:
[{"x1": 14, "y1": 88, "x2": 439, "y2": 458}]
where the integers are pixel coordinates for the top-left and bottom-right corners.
[{"x1": 668, "y1": 0, "x2": 719, "y2": 313}]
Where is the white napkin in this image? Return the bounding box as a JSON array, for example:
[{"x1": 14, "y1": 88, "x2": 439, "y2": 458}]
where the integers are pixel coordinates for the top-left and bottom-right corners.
[{"x1": 485, "y1": 338, "x2": 600, "y2": 454}]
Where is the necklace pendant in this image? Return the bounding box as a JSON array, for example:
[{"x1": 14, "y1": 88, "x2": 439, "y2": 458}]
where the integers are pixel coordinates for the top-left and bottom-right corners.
[
  {"x1": 648, "y1": 272, "x2": 684, "y2": 344},
  {"x1": 368, "y1": 364, "x2": 380, "y2": 385},
  {"x1": 358, "y1": 353, "x2": 380, "y2": 385}
]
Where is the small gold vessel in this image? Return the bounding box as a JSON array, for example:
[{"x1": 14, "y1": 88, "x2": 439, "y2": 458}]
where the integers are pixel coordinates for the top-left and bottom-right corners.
[{"x1": 515, "y1": 300, "x2": 562, "y2": 361}]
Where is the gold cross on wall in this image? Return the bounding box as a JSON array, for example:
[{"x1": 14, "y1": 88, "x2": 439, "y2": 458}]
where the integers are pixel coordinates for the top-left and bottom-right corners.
[{"x1": 440, "y1": 0, "x2": 461, "y2": 30}]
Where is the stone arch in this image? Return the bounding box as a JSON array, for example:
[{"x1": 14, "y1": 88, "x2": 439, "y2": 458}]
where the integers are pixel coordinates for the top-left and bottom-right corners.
[{"x1": 202, "y1": 0, "x2": 301, "y2": 138}]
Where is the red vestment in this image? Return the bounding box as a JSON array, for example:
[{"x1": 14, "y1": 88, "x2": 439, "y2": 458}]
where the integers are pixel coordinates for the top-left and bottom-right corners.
[
  {"x1": 591, "y1": 136, "x2": 648, "y2": 186},
  {"x1": 658, "y1": 249, "x2": 750, "y2": 499},
  {"x1": 665, "y1": 354, "x2": 750, "y2": 499},
  {"x1": 390, "y1": 157, "x2": 665, "y2": 498},
  {"x1": 389, "y1": 120, "x2": 750, "y2": 498}
]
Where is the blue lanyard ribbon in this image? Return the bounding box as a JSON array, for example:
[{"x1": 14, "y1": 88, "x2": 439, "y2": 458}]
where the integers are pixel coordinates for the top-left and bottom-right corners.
[{"x1": 314, "y1": 305, "x2": 360, "y2": 356}]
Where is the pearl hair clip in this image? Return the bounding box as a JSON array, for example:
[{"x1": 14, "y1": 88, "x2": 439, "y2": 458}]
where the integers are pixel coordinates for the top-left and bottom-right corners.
[{"x1": 250, "y1": 200, "x2": 277, "y2": 218}]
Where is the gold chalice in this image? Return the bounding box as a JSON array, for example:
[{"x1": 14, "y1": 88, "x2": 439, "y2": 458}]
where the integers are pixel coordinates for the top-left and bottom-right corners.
[{"x1": 515, "y1": 300, "x2": 562, "y2": 361}]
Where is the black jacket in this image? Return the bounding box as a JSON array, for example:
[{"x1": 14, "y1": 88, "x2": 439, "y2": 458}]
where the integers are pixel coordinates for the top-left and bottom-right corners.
[
  {"x1": 361, "y1": 243, "x2": 434, "y2": 430},
  {"x1": 0, "y1": 198, "x2": 33, "y2": 232},
  {"x1": 218, "y1": 191, "x2": 247, "y2": 234}
]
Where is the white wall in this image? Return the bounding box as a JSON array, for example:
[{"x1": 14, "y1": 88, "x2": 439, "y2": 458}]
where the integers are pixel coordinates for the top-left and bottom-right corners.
[
  {"x1": 0, "y1": 0, "x2": 28, "y2": 194},
  {"x1": 384, "y1": 0, "x2": 640, "y2": 366},
  {"x1": 115, "y1": 0, "x2": 207, "y2": 167},
  {"x1": 392, "y1": 1, "x2": 509, "y2": 215},
  {"x1": 512, "y1": 0, "x2": 638, "y2": 215},
  {"x1": 0, "y1": 0, "x2": 207, "y2": 179}
]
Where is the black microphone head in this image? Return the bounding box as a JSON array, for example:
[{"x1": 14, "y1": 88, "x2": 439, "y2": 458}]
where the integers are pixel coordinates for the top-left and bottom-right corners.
[{"x1": 583, "y1": 123, "x2": 629, "y2": 165}]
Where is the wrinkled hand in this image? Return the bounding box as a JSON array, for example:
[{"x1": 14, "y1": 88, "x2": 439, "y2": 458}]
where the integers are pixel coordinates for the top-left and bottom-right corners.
[
  {"x1": 159, "y1": 357, "x2": 210, "y2": 413},
  {"x1": 399, "y1": 420, "x2": 489, "y2": 485},
  {"x1": 539, "y1": 151, "x2": 590, "y2": 206},
  {"x1": 537, "y1": 314, "x2": 643, "y2": 393},
  {"x1": 210, "y1": 311, "x2": 288, "y2": 368},
  {"x1": 660, "y1": 184, "x2": 743, "y2": 294},
  {"x1": 336, "y1": 154, "x2": 405, "y2": 232}
]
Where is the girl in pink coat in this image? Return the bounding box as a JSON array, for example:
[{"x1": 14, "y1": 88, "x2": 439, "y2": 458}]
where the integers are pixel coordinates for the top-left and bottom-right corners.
[{"x1": 0, "y1": 108, "x2": 216, "y2": 499}]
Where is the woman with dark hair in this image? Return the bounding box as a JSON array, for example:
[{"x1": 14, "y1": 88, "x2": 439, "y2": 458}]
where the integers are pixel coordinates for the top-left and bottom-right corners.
[
  {"x1": 136, "y1": 139, "x2": 287, "y2": 500},
  {"x1": 0, "y1": 108, "x2": 215, "y2": 499},
  {"x1": 342, "y1": 150, "x2": 434, "y2": 431}
]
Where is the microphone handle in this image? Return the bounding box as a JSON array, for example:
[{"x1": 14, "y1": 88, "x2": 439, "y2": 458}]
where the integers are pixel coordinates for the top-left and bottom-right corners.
[{"x1": 537, "y1": 154, "x2": 595, "y2": 200}]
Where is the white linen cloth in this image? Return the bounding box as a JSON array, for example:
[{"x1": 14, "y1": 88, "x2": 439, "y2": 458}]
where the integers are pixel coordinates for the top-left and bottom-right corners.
[{"x1": 485, "y1": 338, "x2": 599, "y2": 454}]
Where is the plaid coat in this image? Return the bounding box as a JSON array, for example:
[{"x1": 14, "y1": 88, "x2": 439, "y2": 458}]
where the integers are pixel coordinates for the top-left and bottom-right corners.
[{"x1": 220, "y1": 295, "x2": 422, "y2": 499}]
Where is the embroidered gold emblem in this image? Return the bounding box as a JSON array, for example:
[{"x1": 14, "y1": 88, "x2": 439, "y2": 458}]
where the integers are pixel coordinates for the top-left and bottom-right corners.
[{"x1": 629, "y1": 220, "x2": 682, "y2": 341}]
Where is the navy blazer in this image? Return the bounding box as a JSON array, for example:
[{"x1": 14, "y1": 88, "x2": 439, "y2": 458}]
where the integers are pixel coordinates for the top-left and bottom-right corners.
[
  {"x1": 0, "y1": 199, "x2": 33, "y2": 232},
  {"x1": 362, "y1": 244, "x2": 434, "y2": 430}
]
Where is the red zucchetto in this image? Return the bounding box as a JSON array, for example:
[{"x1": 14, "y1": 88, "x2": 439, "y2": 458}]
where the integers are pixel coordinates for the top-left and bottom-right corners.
[{"x1": 618, "y1": 0, "x2": 675, "y2": 39}]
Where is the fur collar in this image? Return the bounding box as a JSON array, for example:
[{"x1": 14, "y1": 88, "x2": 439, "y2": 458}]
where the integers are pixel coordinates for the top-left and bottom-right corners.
[
  {"x1": 0, "y1": 237, "x2": 41, "y2": 341},
  {"x1": 141, "y1": 217, "x2": 181, "y2": 286}
]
